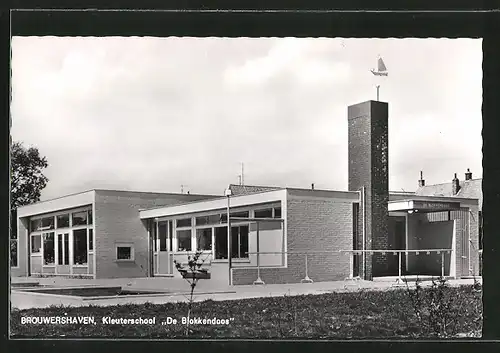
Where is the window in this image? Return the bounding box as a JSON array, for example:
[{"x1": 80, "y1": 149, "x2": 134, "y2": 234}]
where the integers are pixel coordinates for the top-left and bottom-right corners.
[
  {"x1": 64, "y1": 234, "x2": 69, "y2": 265},
  {"x1": 196, "y1": 228, "x2": 212, "y2": 251},
  {"x1": 176, "y1": 218, "x2": 192, "y2": 228},
  {"x1": 196, "y1": 214, "x2": 221, "y2": 226},
  {"x1": 73, "y1": 229, "x2": 88, "y2": 265},
  {"x1": 177, "y1": 229, "x2": 192, "y2": 251},
  {"x1": 43, "y1": 233, "x2": 55, "y2": 265},
  {"x1": 255, "y1": 208, "x2": 273, "y2": 218},
  {"x1": 31, "y1": 234, "x2": 41, "y2": 253},
  {"x1": 56, "y1": 214, "x2": 70, "y2": 228},
  {"x1": 215, "y1": 227, "x2": 228, "y2": 259},
  {"x1": 89, "y1": 229, "x2": 93, "y2": 251},
  {"x1": 220, "y1": 214, "x2": 228, "y2": 224},
  {"x1": 30, "y1": 218, "x2": 41, "y2": 232},
  {"x1": 116, "y1": 244, "x2": 134, "y2": 261},
  {"x1": 274, "y1": 207, "x2": 282, "y2": 218},
  {"x1": 41, "y1": 217, "x2": 55, "y2": 230},
  {"x1": 158, "y1": 222, "x2": 168, "y2": 251},
  {"x1": 88, "y1": 209, "x2": 93, "y2": 225},
  {"x1": 72, "y1": 211, "x2": 88, "y2": 226},
  {"x1": 168, "y1": 221, "x2": 173, "y2": 251},
  {"x1": 231, "y1": 225, "x2": 249, "y2": 259},
  {"x1": 57, "y1": 233, "x2": 70, "y2": 265},
  {"x1": 231, "y1": 211, "x2": 249, "y2": 220}
]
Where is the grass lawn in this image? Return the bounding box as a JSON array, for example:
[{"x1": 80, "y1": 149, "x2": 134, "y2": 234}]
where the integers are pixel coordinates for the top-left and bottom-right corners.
[{"x1": 10, "y1": 285, "x2": 482, "y2": 339}]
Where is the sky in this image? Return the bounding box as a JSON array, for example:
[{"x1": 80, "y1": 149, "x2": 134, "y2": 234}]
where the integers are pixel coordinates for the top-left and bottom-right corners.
[{"x1": 11, "y1": 37, "x2": 482, "y2": 200}]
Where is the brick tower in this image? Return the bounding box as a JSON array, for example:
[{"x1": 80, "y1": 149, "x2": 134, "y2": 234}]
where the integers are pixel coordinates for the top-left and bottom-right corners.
[{"x1": 348, "y1": 100, "x2": 389, "y2": 280}]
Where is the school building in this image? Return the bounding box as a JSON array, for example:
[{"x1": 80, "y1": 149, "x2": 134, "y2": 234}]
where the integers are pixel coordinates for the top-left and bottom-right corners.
[{"x1": 10, "y1": 100, "x2": 482, "y2": 284}]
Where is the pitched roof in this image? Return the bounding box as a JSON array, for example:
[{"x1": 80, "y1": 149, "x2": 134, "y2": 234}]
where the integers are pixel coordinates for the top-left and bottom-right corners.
[
  {"x1": 229, "y1": 184, "x2": 283, "y2": 196},
  {"x1": 415, "y1": 178, "x2": 482, "y2": 209}
]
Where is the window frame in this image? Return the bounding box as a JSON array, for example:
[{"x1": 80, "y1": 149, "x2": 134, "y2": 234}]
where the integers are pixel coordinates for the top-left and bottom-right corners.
[
  {"x1": 176, "y1": 228, "x2": 193, "y2": 252},
  {"x1": 42, "y1": 232, "x2": 56, "y2": 266},
  {"x1": 116, "y1": 243, "x2": 135, "y2": 262},
  {"x1": 72, "y1": 228, "x2": 88, "y2": 266}
]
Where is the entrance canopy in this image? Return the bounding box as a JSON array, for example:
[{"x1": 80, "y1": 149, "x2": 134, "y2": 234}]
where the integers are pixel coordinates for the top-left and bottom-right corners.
[{"x1": 388, "y1": 199, "x2": 461, "y2": 213}]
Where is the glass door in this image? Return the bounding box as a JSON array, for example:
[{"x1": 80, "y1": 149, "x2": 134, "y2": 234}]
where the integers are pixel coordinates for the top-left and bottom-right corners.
[
  {"x1": 56, "y1": 232, "x2": 70, "y2": 274},
  {"x1": 156, "y1": 221, "x2": 171, "y2": 275}
]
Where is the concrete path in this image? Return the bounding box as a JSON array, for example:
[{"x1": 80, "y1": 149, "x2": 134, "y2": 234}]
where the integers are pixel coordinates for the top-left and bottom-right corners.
[{"x1": 10, "y1": 277, "x2": 481, "y2": 310}]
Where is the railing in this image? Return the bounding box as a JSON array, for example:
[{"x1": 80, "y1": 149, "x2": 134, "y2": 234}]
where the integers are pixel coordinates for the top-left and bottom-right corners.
[{"x1": 244, "y1": 249, "x2": 453, "y2": 285}]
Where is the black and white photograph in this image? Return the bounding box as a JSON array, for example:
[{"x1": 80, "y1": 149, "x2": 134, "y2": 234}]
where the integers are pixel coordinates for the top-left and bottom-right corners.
[{"x1": 9, "y1": 35, "x2": 483, "y2": 339}]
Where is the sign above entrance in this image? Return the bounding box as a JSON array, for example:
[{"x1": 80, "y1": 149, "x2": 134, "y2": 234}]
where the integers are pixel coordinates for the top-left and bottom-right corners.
[
  {"x1": 388, "y1": 199, "x2": 461, "y2": 213},
  {"x1": 412, "y1": 200, "x2": 461, "y2": 212}
]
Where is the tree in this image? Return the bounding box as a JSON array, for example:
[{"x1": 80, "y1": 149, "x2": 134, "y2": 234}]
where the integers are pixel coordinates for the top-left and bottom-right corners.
[
  {"x1": 11, "y1": 141, "x2": 49, "y2": 209},
  {"x1": 10, "y1": 141, "x2": 49, "y2": 267}
]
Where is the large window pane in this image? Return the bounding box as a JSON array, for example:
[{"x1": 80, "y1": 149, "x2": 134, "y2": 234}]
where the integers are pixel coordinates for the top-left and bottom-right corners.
[
  {"x1": 215, "y1": 227, "x2": 228, "y2": 259},
  {"x1": 43, "y1": 233, "x2": 55, "y2": 265},
  {"x1": 159, "y1": 222, "x2": 167, "y2": 251},
  {"x1": 64, "y1": 234, "x2": 69, "y2": 265},
  {"x1": 117, "y1": 246, "x2": 133, "y2": 260},
  {"x1": 196, "y1": 214, "x2": 221, "y2": 226},
  {"x1": 231, "y1": 211, "x2": 249, "y2": 219},
  {"x1": 197, "y1": 228, "x2": 212, "y2": 251},
  {"x1": 255, "y1": 208, "x2": 273, "y2": 218},
  {"x1": 169, "y1": 221, "x2": 173, "y2": 251},
  {"x1": 58, "y1": 235, "x2": 63, "y2": 265},
  {"x1": 176, "y1": 218, "x2": 192, "y2": 228},
  {"x1": 30, "y1": 218, "x2": 41, "y2": 232},
  {"x1": 231, "y1": 227, "x2": 239, "y2": 258},
  {"x1": 31, "y1": 234, "x2": 41, "y2": 253},
  {"x1": 56, "y1": 214, "x2": 70, "y2": 228},
  {"x1": 89, "y1": 229, "x2": 93, "y2": 251},
  {"x1": 73, "y1": 229, "x2": 88, "y2": 265},
  {"x1": 72, "y1": 211, "x2": 88, "y2": 226},
  {"x1": 41, "y1": 217, "x2": 55, "y2": 230},
  {"x1": 274, "y1": 207, "x2": 282, "y2": 218},
  {"x1": 239, "y1": 225, "x2": 249, "y2": 258},
  {"x1": 177, "y1": 230, "x2": 192, "y2": 251}
]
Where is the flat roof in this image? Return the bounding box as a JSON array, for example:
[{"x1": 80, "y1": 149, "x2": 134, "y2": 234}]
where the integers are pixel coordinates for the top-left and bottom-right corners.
[
  {"x1": 389, "y1": 199, "x2": 463, "y2": 213},
  {"x1": 139, "y1": 189, "x2": 287, "y2": 219}
]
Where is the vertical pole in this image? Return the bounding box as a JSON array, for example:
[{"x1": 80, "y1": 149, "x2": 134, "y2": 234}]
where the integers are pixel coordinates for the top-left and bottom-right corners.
[
  {"x1": 441, "y1": 251, "x2": 445, "y2": 278},
  {"x1": 349, "y1": 252, "x2": 354, "y2": 279},
  {"x1": 376, "y1": 85, "x2": 380, "y2": 101},
  {"x1": 254, "y1": 222, "x2": 264, "y2": 285},
  {"x1": 227, "y1": 195, "x2": 232, "y2": 286},
  {"x1": 301, "y1": 253, "x2": 313, "y2": 283},
  {"x1": 398, "y1": 251, "x2": 402, "y2": 283}
]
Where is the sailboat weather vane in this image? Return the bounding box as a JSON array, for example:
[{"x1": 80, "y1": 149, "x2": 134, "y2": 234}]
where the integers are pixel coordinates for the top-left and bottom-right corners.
[{"x1": 370, "y1": 55, "x2": 388, "y2": 101}]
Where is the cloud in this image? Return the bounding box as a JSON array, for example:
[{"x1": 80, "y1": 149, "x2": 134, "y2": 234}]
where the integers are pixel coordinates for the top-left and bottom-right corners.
[{"x1": 11, "y1": 37, "x2": 482, "y2": 199}]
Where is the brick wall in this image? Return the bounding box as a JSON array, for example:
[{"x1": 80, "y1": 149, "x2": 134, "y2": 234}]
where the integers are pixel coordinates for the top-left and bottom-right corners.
[
  {"x1": 348, "y1": 100, "x2": 389, "y2": 279},
  {"x1": 232, "y1": 192, "x2": 355, "y2": 285},
  {"x1": 94, "y1": 191, "x2": 214, "y2": 279}
]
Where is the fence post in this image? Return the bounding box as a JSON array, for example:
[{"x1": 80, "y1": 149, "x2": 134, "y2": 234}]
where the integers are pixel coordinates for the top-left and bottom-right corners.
[
  {"x1": 398, "y1": 251, "x2": 403, "y2": 283},
  {"x1": 253, "y1": 222, "x2": 265, "y2": 285},
  {"x1": 301, "y1": 253, "x2": 313, "y2": 283}
]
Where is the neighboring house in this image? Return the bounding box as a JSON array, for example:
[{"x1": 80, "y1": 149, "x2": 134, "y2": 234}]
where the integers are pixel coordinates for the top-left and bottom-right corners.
[{"x1": 415, "y1": 170, "x2": 483, "y2": 274}]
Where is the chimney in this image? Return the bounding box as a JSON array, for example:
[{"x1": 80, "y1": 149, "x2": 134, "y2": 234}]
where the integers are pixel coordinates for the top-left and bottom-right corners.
[
  {"x1": 465, "y1": 168, "x2": 472, "y2": 181},
  {"x1": 418, "y1": 171, "x2": 425, "y2": 187},
  {"x1": 452, "y1": 173, "x2": 460, "y2": 195},
  {"x1": 311, "y1": 183, "x2": 315, "y2": 190}
]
